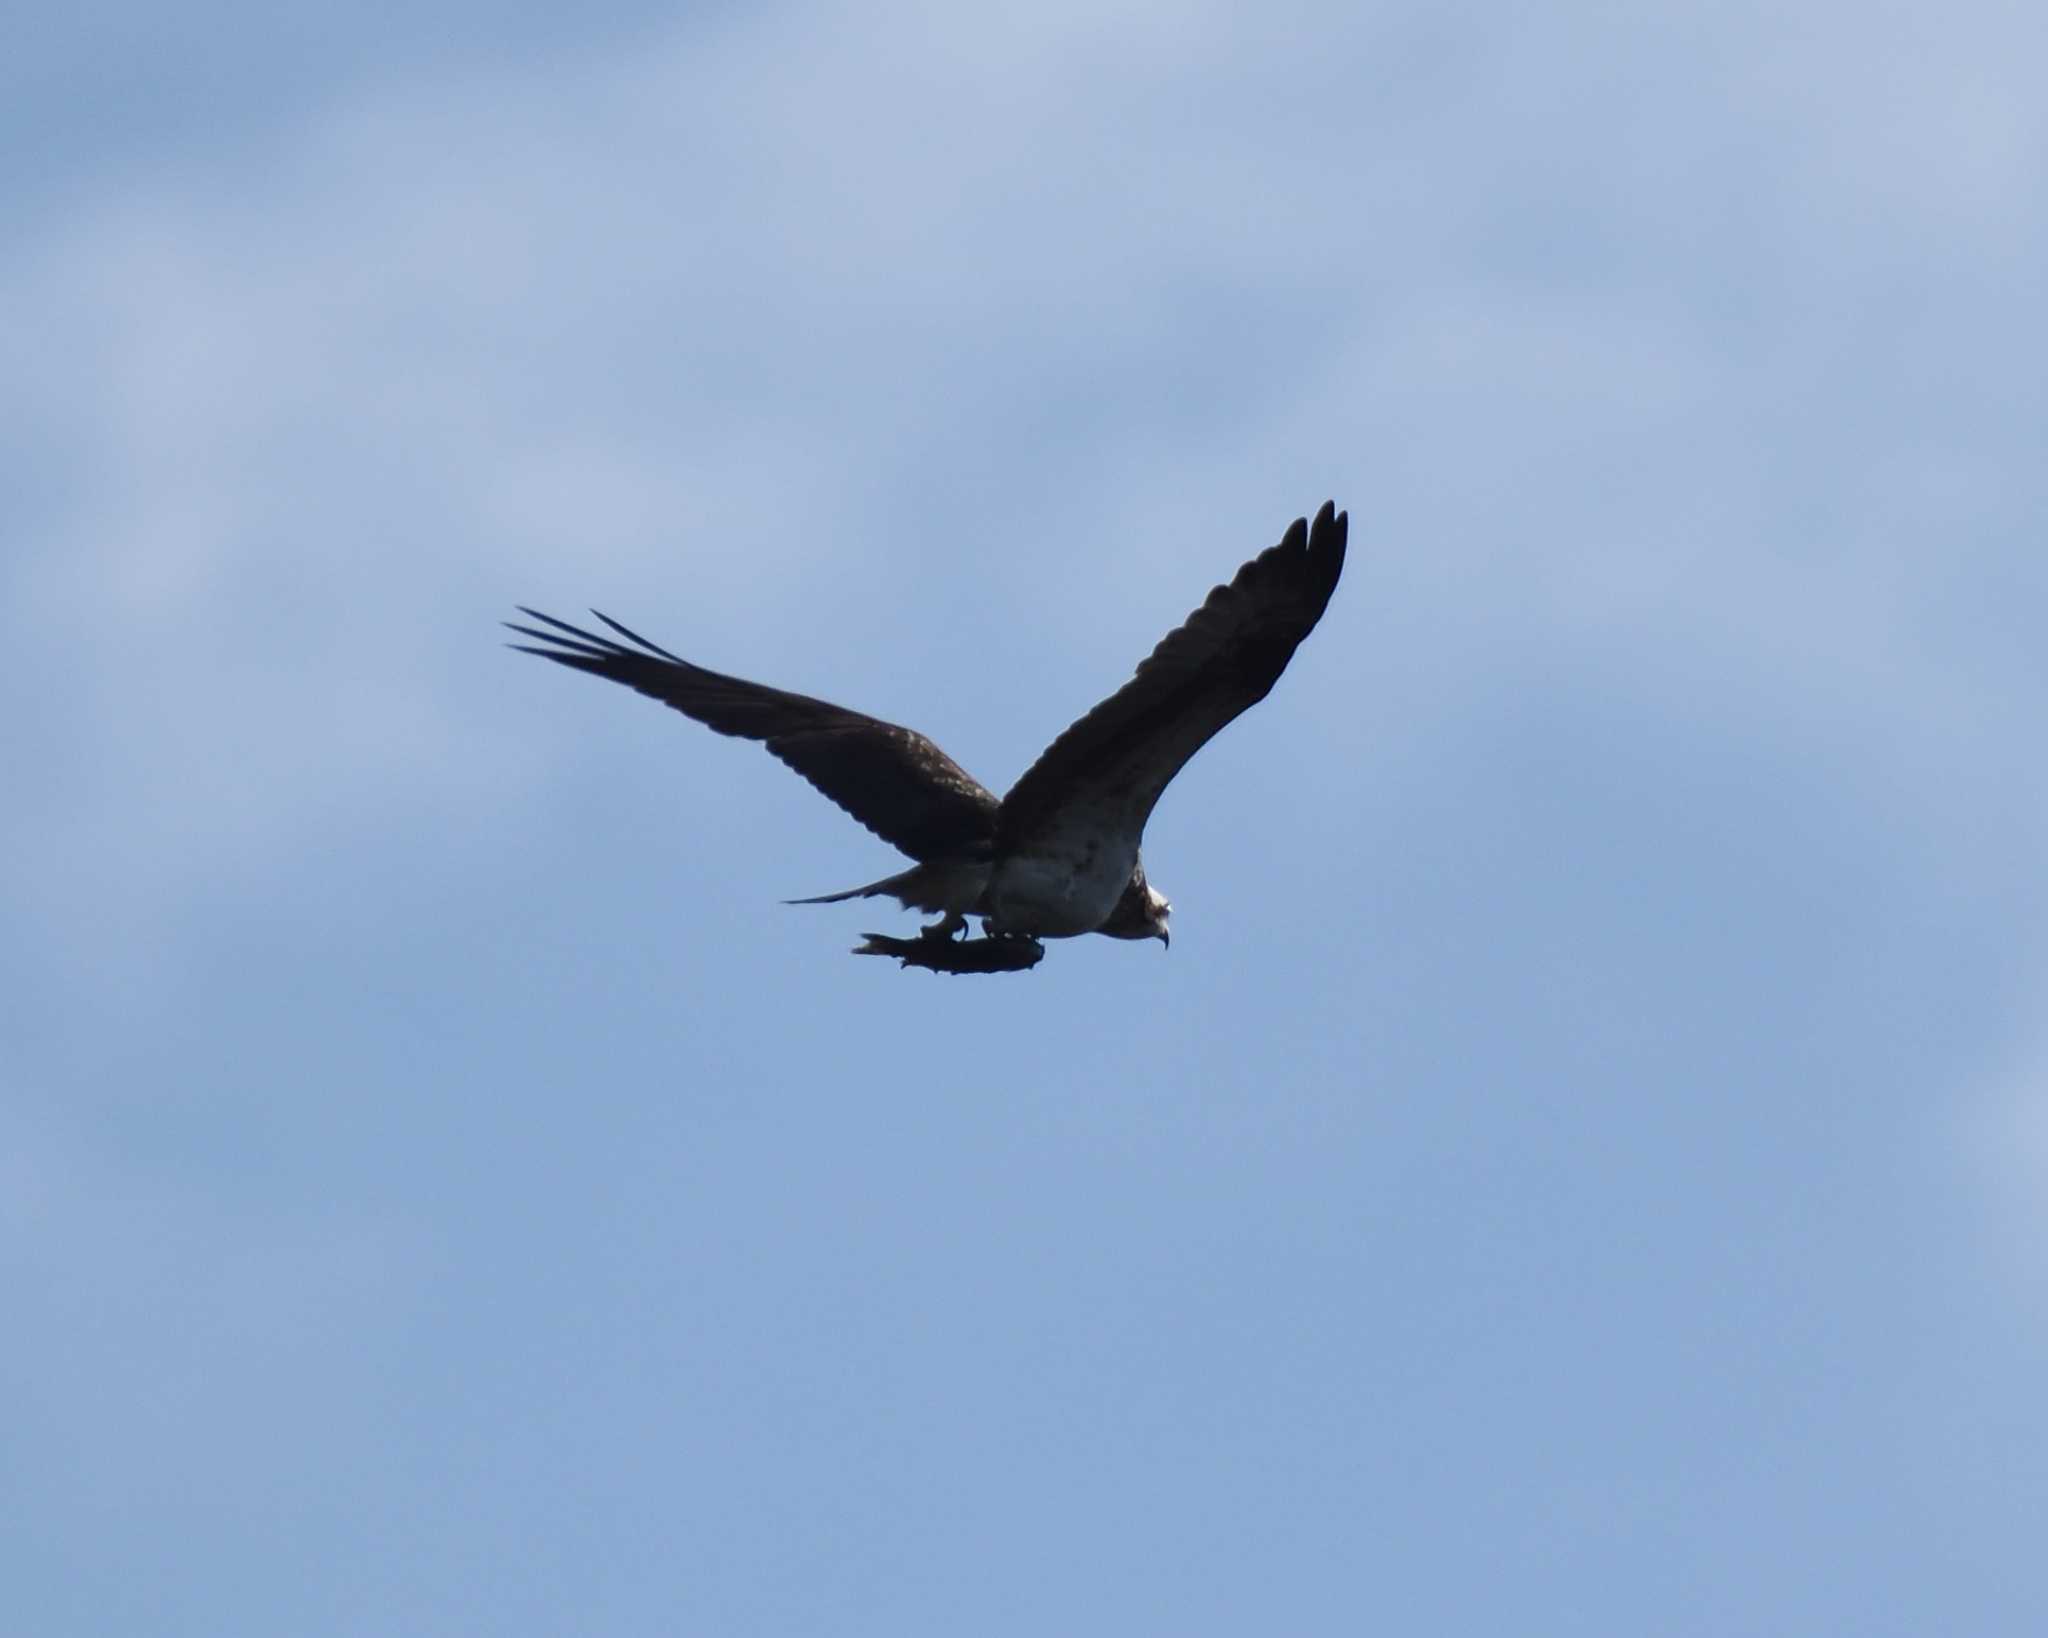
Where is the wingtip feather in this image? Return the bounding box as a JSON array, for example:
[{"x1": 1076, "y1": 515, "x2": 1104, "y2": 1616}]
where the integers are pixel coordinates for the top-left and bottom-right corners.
[{"x1": 589, "y1": 608, "x2": 685, "y2": 663}]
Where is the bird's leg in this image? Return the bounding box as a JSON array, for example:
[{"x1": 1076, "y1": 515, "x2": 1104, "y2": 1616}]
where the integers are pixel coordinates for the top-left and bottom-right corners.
[{"x1": 918, "y1": 910, "x2": 967, "y2": 942}]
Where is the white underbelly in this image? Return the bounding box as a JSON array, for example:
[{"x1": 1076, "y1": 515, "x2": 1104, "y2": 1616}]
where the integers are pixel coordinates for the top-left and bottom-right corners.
[{"x1": 985, "y1": 832, "x2": 1140, "y2": 937}]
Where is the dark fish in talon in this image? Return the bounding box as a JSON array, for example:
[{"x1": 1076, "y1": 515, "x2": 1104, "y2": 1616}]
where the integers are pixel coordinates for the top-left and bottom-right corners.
[{"x1": 852, "y1": 932, "x2": 1046, "y2": 975}]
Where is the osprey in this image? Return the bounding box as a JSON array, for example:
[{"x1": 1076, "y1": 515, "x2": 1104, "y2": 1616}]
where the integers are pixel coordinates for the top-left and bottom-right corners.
[{"x1": 510, "y1": 501, "x2": 1347, "y2": 971}]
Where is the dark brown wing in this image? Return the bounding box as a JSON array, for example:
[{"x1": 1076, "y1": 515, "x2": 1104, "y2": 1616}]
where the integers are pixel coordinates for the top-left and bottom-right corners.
[
  {"x1": 997, "y1": 502, "x2": 1348, "y2": 847},
  {"x1": 508, "y1": 608, "x2": 999, "y2": 862}
]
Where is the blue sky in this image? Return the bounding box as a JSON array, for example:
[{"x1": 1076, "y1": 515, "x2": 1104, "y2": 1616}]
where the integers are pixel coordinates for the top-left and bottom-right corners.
[{"x1": 5, "y1": 2, "x2": 2045, "y2": 1631}]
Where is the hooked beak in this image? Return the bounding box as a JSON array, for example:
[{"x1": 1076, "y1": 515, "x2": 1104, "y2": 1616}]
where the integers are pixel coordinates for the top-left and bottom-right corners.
[{"x1": 1158, "y1": 928, "x2": 1170, "y2": 951}]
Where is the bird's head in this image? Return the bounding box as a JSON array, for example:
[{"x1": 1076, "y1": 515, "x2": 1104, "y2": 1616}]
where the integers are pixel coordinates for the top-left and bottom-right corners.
[
  {"x1": 1146, "y1": 886, "x2": 1172, "y2": 949},
  {"x1": 1099, "y1": 867, "x2": 1172, "y2": 949}
]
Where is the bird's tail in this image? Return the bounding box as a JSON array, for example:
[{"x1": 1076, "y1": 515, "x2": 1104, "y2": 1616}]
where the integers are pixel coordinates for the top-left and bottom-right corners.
[
  {"x1": 783, "y1": 870, "x2": 905, "y2": 907},
  {"x1": 784, "y1": 860, "x2": 977, "y2": 915},
  {"x1": 784, "y1": 883, "x2": 874, "y2": 905}
]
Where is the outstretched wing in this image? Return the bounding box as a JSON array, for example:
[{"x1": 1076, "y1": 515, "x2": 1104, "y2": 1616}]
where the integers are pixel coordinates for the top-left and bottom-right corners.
[
  {"x1": 507, "y1": 609, "x2": 999, "y2": 862},
  {"x1": 998, "y1": 501, "x2": 1348, "y2": 847}
]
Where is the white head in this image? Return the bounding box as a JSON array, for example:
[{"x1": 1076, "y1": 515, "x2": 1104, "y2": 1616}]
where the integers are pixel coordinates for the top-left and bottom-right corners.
[{"x1": 1143, "y1": 884, "x2": 1172, "y2": 948}]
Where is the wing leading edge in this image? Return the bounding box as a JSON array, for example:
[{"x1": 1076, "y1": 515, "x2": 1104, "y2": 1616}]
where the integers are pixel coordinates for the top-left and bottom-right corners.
[
  {"x1": 505, "y1": 608, "x2": 999, "y2": 863},
  {"x1": 996, "y1": 501, "x2": 1348, "y2": 848}
]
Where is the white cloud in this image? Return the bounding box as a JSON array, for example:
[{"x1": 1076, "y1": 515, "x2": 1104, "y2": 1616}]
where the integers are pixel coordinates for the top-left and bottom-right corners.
[
  {"x1": 2, "y1": 0, "x2": 2040, "y2": 956},
  {"x1": 4, "y1": 12, "x2": 2046, "y2": 1628}
]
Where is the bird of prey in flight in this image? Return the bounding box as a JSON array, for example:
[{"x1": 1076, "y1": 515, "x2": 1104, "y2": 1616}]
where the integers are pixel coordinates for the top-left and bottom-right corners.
[{"x1": 509, "y1": 501, "x2": 1347, "y2": 973}]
